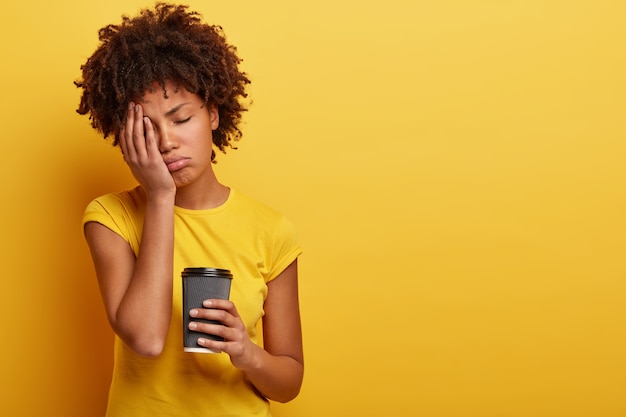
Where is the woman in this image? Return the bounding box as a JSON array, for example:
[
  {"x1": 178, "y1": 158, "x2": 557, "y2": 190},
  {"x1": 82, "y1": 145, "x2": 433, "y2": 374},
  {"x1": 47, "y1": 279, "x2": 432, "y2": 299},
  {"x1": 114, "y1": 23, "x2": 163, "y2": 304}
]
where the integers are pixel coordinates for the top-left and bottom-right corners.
[{"x1": 75, "y1": 3, "x2": 303, "y2": 416}]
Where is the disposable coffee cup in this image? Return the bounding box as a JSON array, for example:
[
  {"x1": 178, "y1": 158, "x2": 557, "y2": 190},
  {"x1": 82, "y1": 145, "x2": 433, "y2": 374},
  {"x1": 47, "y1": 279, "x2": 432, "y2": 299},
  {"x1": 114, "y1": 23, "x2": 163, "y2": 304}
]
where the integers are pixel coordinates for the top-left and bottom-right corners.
[{"x1": 182, "y1": 267, "x2": 233, "y2": 353}]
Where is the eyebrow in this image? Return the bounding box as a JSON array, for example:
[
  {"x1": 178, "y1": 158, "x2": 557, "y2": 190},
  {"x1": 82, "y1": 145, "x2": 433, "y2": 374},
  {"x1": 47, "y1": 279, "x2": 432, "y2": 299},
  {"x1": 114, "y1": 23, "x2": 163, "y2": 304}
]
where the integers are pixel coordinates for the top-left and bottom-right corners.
[{"x1": 165, "y1": 102, "x2": 190, "y2": 117}]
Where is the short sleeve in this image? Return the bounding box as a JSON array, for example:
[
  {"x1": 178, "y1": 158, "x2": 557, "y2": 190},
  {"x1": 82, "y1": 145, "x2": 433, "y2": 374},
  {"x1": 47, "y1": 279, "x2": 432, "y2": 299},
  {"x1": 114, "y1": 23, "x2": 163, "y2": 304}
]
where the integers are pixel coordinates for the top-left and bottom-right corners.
[
  {"x1": 81, "y1": 191, "x2": 144, "y2": 255},
  {"x1": 265, "y1": 215, "x2": 302, "y2": 283}
]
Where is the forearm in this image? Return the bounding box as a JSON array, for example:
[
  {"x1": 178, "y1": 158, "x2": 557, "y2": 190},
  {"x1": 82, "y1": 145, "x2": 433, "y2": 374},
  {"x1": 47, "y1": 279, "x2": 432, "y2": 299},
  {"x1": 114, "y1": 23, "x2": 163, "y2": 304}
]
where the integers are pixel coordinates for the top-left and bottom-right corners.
[
  {"x1": 244, "y1": 345, "x2": 304, "y2": 403},
  {"x1": 243, "y1": 261, "x2": 303, "y2": 402},
  {"x1": 114, "y1": 193, "x2": 175, "y2": 356}
]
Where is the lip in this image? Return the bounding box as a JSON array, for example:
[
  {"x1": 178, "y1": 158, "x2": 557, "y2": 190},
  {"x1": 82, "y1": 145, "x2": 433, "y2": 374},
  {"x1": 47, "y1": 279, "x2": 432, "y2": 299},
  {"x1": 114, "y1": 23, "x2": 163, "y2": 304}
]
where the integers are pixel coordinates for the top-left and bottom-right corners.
[{"x1": 164, "y1": 157, "x2": 190, "y2": 172}]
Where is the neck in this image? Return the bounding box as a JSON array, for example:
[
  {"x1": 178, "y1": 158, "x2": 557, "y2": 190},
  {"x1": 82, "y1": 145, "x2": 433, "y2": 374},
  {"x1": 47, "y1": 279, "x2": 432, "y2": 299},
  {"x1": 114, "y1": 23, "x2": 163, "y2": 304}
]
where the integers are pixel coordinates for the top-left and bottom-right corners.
[{"x1": 174, "y1": 173, "x2": 230, "y2": 210}]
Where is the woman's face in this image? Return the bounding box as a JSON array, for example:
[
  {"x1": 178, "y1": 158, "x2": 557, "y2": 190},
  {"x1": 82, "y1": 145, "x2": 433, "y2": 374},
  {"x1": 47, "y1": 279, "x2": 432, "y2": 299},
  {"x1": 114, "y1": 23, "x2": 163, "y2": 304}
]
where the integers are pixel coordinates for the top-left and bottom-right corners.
[{"x1": 138, "y1": 80, "x2": 219, "y2": 188}]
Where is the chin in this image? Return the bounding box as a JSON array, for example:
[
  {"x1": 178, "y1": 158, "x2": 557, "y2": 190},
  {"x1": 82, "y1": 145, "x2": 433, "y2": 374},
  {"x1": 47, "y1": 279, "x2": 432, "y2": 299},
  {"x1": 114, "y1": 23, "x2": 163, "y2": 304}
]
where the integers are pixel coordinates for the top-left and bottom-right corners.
[{"x1": 173, "y1": 173, "x2": 194, "y2": 188}]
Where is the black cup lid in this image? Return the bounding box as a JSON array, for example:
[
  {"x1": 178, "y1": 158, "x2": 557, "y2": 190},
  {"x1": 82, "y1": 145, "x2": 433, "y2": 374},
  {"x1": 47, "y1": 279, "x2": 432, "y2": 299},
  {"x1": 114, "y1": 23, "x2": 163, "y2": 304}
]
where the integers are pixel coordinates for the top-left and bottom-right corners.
[{"x1": 182, "y1": 267, "x2": 232, "y2": 278}]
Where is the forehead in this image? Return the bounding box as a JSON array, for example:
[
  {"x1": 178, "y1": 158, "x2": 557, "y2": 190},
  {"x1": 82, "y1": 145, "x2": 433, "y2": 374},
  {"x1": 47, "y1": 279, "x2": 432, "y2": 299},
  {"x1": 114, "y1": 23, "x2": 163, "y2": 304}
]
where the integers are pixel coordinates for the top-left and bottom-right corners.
[
  {"x1": 141, "y1": 80, "x2": 180, "y2": 99},
  {"x1": 139, "y1": 80, "x2": 199, "y2": 107}
]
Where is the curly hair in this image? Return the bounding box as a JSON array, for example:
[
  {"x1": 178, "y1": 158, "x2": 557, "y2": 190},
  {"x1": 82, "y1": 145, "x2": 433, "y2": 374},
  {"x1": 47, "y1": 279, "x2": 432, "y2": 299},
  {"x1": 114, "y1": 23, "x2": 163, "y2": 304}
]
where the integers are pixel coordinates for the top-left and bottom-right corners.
[{"x1": 75, "y1": 2, "x2": 250, "y2": 161}]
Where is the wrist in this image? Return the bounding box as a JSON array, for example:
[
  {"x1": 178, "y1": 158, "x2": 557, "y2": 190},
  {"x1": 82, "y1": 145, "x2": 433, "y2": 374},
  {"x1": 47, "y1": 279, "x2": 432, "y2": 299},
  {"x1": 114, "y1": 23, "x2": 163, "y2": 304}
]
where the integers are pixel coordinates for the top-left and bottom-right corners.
[
  {"x1": 238, "y1": 342, "x2": 265, "y2": 373},
  {"x1": 143, "y1": 187, "x2": 176, "y2": 204}
]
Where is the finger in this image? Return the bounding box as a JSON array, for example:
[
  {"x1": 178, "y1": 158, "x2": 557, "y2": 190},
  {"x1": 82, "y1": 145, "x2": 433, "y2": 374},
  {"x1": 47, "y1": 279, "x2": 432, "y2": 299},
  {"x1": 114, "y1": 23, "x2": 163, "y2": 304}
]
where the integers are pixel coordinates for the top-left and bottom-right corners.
[
  {"x1": 196, "y1": 313, "x2": 245, "y2": 339},
  {"x1": 119, "y1": 125, "x2": 128, "y2": 158},
  {"x1": 188, "y1": 315, "x2": 235, "y2": 348},
  {"x1": 202, "y1": 299, "x2": 238, "y2": 315},
  {"x1": 121, "y1": 102, "x2": 138, "y2": 159},
  {"x1": 196, "y1": 326, "x2": 248, "y2": 360},
  {"x1": 190, "y1": 321, "x2": 231, "y2": 339},
  {"x1": 204, "y1": 300, "x2": 242, "y2": 328},
  {"x1": 142, "y1": 116, "x2": 158, "y2": 157},
  {"x1": 190, "y1": 306, "x2": 232, "y2": 324},
  {"x1": 132, "y1": 104, "x2": 148, "y2": 158},
  {"x1": 197, "y1": 338, "x2": 225, "y2": 353}
]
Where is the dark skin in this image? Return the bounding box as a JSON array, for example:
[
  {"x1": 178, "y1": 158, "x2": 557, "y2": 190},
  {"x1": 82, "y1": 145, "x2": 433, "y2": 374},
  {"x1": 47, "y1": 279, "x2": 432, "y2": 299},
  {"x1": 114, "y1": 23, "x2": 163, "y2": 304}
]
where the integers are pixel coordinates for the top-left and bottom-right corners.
[
  {"x1": 75, "y1": 3, "x2": 250, "y2": 160},
  {"x1": 84, "y1": 81, "x2": 303, "y2": 402}
]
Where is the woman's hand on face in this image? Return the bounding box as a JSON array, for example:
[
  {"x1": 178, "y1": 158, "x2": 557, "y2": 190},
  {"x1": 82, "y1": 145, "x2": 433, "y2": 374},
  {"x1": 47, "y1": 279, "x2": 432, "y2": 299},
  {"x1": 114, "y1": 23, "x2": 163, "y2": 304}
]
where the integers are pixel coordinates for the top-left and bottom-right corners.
[
  {"x1": 189, "y1": 299, "x2": 260, "y2": 370},
  {"x1": 119, "y1": 102, "x2": 176, "y2": 197}
]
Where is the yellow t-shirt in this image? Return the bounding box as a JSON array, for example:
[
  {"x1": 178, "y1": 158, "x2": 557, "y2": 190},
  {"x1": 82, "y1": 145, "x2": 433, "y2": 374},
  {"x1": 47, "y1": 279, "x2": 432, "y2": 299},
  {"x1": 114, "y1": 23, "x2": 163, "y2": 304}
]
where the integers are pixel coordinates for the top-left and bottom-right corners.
[{"x1": 83, "y1": 187, "x2": 302, "y2": 417}]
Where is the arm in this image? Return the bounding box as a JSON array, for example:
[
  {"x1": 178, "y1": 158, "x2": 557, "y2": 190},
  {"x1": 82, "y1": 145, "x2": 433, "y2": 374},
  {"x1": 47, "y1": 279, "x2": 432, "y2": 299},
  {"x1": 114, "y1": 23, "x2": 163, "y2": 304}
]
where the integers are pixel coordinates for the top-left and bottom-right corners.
[
  {"x1": 85, "y1": 103, "x2": 176, "y2": 357},
  {"x1": 190, "y1": 260, "x2": 304, "y2": 402},
  {"x1": 84, "y1": 194, "x2": 174, "y2": 357}
]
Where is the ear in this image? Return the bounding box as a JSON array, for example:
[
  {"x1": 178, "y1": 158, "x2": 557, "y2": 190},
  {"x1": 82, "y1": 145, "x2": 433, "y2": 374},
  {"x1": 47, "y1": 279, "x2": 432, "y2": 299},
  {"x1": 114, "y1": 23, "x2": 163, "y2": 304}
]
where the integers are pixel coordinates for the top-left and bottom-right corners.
[{"x1": 208, "y1": 103, "x2": 219, "y2": 131}]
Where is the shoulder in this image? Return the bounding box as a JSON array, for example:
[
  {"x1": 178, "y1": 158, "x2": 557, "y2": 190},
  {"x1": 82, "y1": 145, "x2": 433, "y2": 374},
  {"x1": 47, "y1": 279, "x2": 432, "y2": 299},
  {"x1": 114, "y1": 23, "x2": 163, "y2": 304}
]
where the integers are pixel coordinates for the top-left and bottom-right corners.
[
  {"x1": 83, "y1": 187, "x2": 146, "y2": 234},
  {"x1": 85, "y1": 187, "x2": 145, "y2": 214}
]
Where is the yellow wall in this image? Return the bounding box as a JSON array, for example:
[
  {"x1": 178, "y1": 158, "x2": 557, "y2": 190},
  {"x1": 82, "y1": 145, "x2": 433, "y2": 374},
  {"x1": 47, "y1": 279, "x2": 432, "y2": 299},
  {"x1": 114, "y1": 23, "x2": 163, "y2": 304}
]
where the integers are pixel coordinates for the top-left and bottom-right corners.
[{"x1": 1, "y1": 1, "x2": 624, "y2": 416}]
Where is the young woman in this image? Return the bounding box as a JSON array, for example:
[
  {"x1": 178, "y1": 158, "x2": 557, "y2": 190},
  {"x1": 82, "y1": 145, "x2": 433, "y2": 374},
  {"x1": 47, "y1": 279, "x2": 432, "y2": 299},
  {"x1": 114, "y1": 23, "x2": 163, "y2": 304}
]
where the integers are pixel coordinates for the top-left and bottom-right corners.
[{"x1": 75, "y1": 3, "x2": 303, "y2": 416}]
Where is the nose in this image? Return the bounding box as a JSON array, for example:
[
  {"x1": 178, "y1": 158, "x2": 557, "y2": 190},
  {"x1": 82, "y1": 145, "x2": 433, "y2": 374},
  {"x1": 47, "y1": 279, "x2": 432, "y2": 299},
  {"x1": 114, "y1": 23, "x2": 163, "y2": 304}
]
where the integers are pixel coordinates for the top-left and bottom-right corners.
[{"x1": 158, "y1": 128, "x2": 178, "y2": 153}]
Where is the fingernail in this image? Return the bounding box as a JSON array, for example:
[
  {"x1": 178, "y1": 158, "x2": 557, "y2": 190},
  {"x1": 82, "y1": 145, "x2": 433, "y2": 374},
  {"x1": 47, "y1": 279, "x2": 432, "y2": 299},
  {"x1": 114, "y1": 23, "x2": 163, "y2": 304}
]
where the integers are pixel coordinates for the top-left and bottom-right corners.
[
  {"x1": 190, "y1": 309, "x2": 198, "y2": 317},
  {"x1": 189, "y1": 322, "x2": 197, "y2": 330},
  {"x1": 203, "y1": 300, "x2": 212, "y2": 307}
]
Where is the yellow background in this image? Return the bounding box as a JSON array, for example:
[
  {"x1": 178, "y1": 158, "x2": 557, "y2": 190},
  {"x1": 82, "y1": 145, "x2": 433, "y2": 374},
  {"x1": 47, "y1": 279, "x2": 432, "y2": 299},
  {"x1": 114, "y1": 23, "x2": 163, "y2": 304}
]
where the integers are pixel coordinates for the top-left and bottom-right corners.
[{"x1": 1, "y1": 1, "x2": 624, "y2": 416}]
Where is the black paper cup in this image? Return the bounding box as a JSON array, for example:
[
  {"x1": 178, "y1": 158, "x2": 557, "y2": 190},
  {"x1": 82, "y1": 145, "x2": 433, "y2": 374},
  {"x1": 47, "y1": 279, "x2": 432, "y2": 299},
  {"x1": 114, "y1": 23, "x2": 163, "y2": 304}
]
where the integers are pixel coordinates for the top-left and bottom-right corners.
[{"x1": 182, "y1": 267, "x2": 233, "y2": 353}]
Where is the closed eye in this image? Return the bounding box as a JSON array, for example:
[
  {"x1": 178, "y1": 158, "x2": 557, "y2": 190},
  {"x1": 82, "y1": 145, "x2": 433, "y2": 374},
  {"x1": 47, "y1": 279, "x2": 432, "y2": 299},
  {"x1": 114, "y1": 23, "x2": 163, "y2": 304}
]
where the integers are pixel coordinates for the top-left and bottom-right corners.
[{"x1": 174, "y1": 117, "x2": 191, "y2": 125}]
